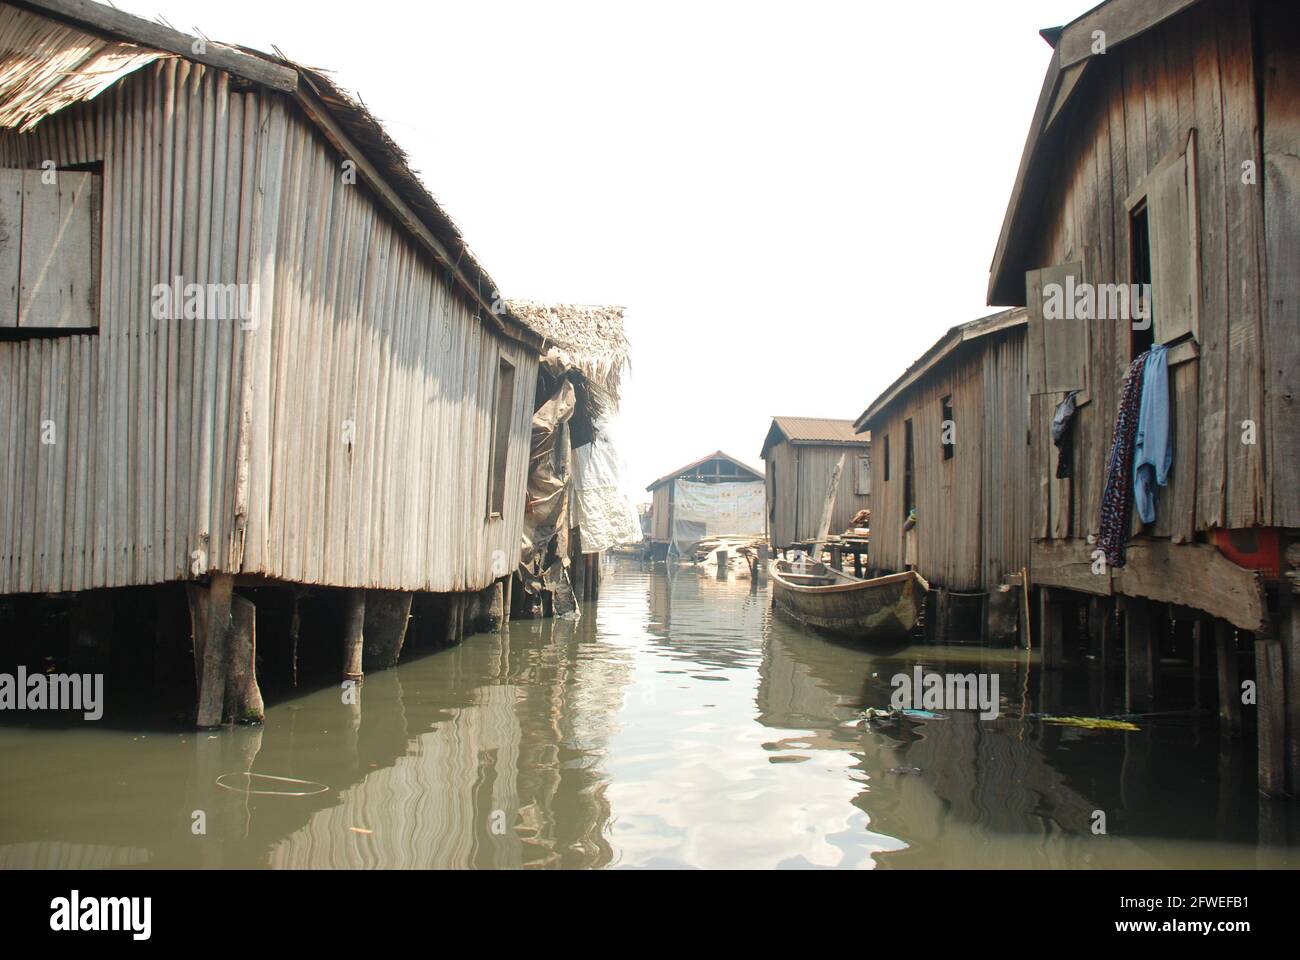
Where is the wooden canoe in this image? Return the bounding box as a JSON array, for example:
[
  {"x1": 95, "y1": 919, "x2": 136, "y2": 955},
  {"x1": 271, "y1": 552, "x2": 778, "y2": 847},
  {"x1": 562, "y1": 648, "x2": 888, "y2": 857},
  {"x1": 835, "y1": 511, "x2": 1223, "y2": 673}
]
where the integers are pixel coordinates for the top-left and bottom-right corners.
[{"x1": 769, "y1": 559, "x2": 929, "y2": 640}]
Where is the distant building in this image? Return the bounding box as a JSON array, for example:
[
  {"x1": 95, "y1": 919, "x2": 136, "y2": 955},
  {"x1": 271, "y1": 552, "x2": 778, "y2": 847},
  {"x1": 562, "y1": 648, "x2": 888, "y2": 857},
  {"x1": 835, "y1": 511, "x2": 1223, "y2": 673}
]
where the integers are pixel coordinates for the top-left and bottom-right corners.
[
  {"x1": 759, "y1": 417, "x2": 870, "y2": 550},
  {"x1": 645, "y1": 451, "x2": 764, "y2": 559}
]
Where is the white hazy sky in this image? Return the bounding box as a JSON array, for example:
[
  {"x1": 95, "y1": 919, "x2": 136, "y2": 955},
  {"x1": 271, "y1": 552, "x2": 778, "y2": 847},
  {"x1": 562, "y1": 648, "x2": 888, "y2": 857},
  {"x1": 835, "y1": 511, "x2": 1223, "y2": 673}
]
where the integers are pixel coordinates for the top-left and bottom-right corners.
[{"x1": 132, "y1": 0, "x2": 1087, "y2": 502}]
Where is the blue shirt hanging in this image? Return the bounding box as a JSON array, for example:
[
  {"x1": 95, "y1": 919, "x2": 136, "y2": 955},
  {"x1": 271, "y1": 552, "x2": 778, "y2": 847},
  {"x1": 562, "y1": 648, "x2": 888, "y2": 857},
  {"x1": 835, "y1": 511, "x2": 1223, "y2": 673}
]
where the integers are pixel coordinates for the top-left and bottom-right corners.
[{"x1": 1132, "y1": 343, "x2": 1172, "y2": 525}]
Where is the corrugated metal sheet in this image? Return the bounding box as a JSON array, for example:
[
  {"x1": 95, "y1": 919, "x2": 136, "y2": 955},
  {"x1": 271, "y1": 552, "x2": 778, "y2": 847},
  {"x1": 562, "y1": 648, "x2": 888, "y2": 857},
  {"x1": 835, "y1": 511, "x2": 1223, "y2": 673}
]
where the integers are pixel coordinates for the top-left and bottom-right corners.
[{"x1": 0, "y1": 36, "x2": 536, "y2": 594}]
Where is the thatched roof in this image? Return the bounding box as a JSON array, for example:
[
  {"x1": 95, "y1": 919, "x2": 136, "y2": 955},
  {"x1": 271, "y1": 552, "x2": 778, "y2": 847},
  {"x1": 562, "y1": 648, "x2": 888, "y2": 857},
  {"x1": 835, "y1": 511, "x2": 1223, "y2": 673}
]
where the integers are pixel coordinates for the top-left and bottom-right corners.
[{"x1": 507, "y1": 301, "x2": 630, "y2": 414}]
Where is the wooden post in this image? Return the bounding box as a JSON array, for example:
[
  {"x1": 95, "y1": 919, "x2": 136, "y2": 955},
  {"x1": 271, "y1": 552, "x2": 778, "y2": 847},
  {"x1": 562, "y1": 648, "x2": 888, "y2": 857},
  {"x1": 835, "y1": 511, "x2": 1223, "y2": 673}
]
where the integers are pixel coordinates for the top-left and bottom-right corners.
[
  {"x1": 362, "y1": 590, "x2": 413, "y2": 672},
  {"x1": 757, "y1": 543, "x2": 769, "y2": 582},
  {"x1": 1124, "y1": 598, "x2": 1156, "y2": 713},
  {"x1": 226, "y1": 594, "x2": 264, "y2": 723},
  {"x1": 830, "y1": 544, "x2": 843, "y2": 572},
  {"x1": 1214, "y1": 620, "x2": 1242, "y2": 737},
  {"x1": 1019, "y1": 568, "x2": 1033, "y2": 651},
  {"x1": 341, "y1": 588, "x2": 365, "y2": 683},
  {"x1": 443, "y1": 594, "x2": 461, "y2": 646},
  {"x1": 1255, "y1": 632, "x2": 1286, "y2": 797},
  {"x1": 1038, "y1": 587, "x2": 1064, "y2": 669},
  {"x1": 1191, "y1": 619, "x2": 1205, "y2": 711},
  {"x1": 935, "y1": 587, "x2": 950, "y2": 645},
  {"x1": 1286, "y1": 550, "x2": 1300, "y2": 796},
  {"x1": 486, "y1": 581, "x2": 505, "y2": 632},
  {"x1": 502, "y1": 575, "x2": 513, "y2": 626},
  {"x1": 716, "y1": 549, "x2": 728, "y2": 579},
  {"x1": 808, "y1": 453, "x2": 846, "y2": 563},
  {"x1": 187, "y1": 574, "x2": 234, "y2": 729},
  {"x1": 853, "y1": 548, "x2": 863, "y2": 579},
  {"x1": 70, "y1": 589, "x2": 113, "y2": 671}
]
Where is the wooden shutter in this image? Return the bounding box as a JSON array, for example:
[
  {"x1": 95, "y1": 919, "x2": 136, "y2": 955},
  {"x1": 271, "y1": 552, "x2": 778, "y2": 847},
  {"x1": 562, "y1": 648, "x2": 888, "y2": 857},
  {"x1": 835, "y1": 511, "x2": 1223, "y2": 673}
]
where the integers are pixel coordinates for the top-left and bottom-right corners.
[
  {"x1": 17, "y1": 169, "x2": 98, "y2": 329},
  {"x1": 855, "y1": 453, "x2": 871, "y2": 496},
  {"x1": 1148, "y1": 131, "x2": 1199, "y2": 343},
  {"x1": 1025, "y1": 260, "x2": 1088, "y2": 394},
  {"x1": 0, "y1": 169, "x2": 19, "y2": 328}
]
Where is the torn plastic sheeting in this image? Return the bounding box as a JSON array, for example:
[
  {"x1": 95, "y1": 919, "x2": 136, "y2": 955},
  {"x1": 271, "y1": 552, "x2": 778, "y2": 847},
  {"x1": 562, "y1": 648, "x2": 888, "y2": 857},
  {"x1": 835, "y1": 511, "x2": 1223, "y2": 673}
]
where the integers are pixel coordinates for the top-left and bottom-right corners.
[
  {"x1": 519, "y1": 378, "x2": 576, "y2": 568},
  {"x1": 572, "y1": 416, "x2": 642, "y2": 553}
]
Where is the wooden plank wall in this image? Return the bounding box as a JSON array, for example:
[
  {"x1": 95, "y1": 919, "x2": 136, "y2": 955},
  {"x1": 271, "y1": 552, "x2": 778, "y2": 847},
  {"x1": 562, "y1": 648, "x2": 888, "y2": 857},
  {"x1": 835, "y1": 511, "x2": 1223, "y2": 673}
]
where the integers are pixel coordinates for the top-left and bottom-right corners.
[
  {"x1": 650, "y1": 484, "x2": 670, "y2": 542},
  {"x1": 765, "y1": 442, "x2": 869, "y2": 548},
  {"x1": 1025, "y1": 0, "x2": 1284, "y2": 551},
  {"x1": 0, "y1": 55, "x2": 536, "y2": 594},
  {"x1": 867, "y1": 348, "x2": 987, "y2": 592},
  {"x1": 980, "y1": 331, "x2": 1029, "y2": 586},
  {"x1": 257, "y1": 108, "x2": 536, "y2": 594}
]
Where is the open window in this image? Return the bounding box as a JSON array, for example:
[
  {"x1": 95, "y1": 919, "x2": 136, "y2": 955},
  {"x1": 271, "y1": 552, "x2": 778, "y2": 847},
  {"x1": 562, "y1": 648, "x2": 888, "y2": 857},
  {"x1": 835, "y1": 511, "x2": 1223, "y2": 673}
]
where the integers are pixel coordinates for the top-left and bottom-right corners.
[
  {"x1": 486, "y1": 356, "x2": 516, "y2": 518},
  {"x1": 0, "y1": 168, "x2": 100, "y2": 332},
  {"x1": 1126, "y1": 129, "x2": 1200, "y2": 348},
  {"x1": 882, "y1": 435, "x2": 890, "y2": 482}
]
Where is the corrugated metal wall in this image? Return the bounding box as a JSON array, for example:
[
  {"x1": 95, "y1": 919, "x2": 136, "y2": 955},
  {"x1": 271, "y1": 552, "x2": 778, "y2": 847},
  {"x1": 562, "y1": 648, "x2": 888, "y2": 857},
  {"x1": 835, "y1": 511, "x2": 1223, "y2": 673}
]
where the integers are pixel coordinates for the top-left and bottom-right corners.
[{"x1": 0, "y1": 47, "x2": 535, "y2": 595}]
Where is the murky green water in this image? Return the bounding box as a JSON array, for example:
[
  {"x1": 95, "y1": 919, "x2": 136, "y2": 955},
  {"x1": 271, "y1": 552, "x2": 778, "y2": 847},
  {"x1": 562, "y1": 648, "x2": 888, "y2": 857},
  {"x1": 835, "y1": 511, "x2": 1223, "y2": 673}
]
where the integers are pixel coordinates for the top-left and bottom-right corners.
[{"x1": 1, "y1": 561, "x2": 1295, "y2": 868}]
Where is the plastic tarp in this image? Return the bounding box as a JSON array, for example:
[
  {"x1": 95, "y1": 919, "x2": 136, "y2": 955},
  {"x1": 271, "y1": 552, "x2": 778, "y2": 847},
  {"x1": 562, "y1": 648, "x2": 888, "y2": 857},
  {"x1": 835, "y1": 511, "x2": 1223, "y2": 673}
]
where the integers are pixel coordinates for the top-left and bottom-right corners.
[
  {"x1": 669, "y1": 479, "x2": 765, "y2": 557},
  {"x1": 572, "y1": 416, "x2": 642, "y2": 553}
]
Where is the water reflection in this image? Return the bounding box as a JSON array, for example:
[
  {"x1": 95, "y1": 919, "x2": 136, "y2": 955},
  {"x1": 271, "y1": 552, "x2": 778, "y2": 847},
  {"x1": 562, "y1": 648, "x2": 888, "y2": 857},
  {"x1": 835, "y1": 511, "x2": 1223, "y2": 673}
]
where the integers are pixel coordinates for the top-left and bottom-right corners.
[{"x1": 0, "y1": 561, "x2": 1295, "y2": 868}]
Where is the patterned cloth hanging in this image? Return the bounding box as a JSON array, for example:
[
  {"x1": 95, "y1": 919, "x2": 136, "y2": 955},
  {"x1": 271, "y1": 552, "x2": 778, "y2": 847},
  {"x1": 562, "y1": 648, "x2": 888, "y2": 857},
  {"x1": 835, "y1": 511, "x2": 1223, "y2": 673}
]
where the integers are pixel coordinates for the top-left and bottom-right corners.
[{"x1": 1095, "y1": 350, "x2": 1151, "y2": 567}]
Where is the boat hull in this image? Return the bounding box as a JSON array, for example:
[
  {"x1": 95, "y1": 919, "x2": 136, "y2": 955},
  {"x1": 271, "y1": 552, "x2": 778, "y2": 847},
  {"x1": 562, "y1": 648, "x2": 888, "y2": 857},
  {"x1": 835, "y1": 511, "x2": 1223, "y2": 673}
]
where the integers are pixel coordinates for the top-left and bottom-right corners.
[{"x1": 769, "y1": 560, "x2": 929, "y2": 640}]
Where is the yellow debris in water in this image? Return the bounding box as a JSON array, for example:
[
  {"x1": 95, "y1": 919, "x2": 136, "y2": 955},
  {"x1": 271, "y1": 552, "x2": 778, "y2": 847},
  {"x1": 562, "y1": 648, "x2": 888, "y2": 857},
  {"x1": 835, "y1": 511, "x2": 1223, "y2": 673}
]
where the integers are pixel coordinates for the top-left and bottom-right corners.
[{"x1": 1041, "y1": 716, "x2": 1140, "y2": 731}]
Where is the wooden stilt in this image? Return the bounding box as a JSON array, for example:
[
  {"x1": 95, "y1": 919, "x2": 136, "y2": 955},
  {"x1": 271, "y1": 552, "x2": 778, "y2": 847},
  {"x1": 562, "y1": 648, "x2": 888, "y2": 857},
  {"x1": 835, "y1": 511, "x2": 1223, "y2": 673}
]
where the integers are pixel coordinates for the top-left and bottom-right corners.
[
  {"x1": 70, "y1": 589, "x2": 114, "y2": 671},
  {"x1": 289, "y1": 588, "x2": 302, "y2": 688},
  {"x1": 226, "y1": 593, "x2": 264, "y2": 723},
  {"x1": 1038, "y1": 587, "x2": 1064, "y2": 669},
  {"x1": 341, "y1": 588, "x2": 365, "y2": 683},
  {"x1": 187, "y1": 574, "x2": 234, "y2": 729},
  {"x1": 716, "y1": 549, "x2": 728, "y2": 579},
  {"x1": 1255, "y1": 632, "x2": 1286, "y2": 797},
  {"x1": 502, "y1": 574, "x2": 513, "y2": 625},
  {"x1": 362, "y1": 590, "x2": 413, "y2": 672},
  {"x1": 1215, "y1": 620, "x2": 1242, "y2": 737},
  {"x1": 1124, "y1": 598, "x2": 1156, "y2": 713},
  {"x1": 485, "y1": 581, "x2": 505, "y2": 632},
  {"x1": 830, "y1": 544, "x2": 843, "y2": 572},
  {"x1": 1278, "y1": 569, "x2": 1300, "y2": 797}
]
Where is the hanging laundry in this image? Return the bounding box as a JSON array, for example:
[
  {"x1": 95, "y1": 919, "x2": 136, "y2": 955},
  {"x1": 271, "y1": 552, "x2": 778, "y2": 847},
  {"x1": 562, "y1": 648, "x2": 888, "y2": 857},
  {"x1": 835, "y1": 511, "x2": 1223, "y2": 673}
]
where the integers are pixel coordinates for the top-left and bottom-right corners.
[
  {"x1": 1096, "y1": 351, "x2": 1150, "y2": 567},
  {"x1": 1051, "y1": 389, "x2": 1080, "y2": 479},
  {"x1": 1133, "y1": 344, "x2": 1172, "y2": 524}
]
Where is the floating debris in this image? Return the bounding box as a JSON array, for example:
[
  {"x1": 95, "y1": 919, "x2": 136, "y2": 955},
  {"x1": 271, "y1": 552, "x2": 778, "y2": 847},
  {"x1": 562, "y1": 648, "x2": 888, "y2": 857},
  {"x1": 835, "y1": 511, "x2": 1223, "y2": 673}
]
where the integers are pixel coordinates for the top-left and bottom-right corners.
[
  {"x1": 215, "y1": 773, "x2": 330, "y2": 796},
  {"x1": 1037, "y1": 715, "x2": 1140, "y2": 732},
  {"x1": 889, "y1": 766, "x2": 922, "y2": 775}
]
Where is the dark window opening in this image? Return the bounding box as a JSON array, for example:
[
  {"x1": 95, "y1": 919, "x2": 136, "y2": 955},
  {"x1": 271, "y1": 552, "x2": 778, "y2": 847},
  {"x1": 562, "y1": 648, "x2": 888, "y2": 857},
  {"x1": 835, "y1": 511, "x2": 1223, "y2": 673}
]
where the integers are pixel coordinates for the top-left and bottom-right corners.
[
  {"x1": 487, "y1": 357, "x2": 516, "y2": 518},
  {"x1": 883, "y1": 435, "x2": 890, "y2": 482},
  {"x1": 1129, "y1": 200, "x2": 1154, "y2": 359},
  {"x1": 903, "y1": 419, "x2": 915, "y2": 519}
]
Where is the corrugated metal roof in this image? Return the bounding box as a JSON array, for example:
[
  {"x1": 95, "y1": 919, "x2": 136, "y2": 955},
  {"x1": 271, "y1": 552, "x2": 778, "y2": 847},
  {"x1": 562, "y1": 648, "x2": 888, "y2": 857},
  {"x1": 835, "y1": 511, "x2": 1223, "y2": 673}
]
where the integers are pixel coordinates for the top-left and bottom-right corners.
[
  {"x1": 760, "y1": 417, "x2": 869, "y2": 460},
  {"x1": 772, "y1": 417, "x2": 864, "y2": 444}
]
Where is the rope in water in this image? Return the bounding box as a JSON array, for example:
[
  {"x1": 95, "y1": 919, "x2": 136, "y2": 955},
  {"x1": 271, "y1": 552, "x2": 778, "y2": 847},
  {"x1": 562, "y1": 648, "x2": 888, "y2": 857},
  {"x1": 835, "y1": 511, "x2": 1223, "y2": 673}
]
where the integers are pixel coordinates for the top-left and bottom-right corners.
[{"x1": 215, "y1": 773, "x2": 329, "y2": 797}]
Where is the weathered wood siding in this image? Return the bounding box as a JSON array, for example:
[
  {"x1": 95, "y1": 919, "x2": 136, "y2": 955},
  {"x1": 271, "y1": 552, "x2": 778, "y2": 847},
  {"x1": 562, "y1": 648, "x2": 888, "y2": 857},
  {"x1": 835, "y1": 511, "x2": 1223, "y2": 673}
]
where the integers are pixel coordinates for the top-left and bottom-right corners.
[
  {"x1": 867, "y1": 330, "x2": 1026, "y2": 592},
  {"x1": 765, "y1": 441, "x2": 869, "y2": 548},
  {"x1": 0, "y1": 50, "x2": 535, "y2": 594},
  {"x1": 650, "y1": 483, "x2": 670, "y2": 542},
  {"x1": 1023, "y1": 0, "x2": 1294, "y2": 549}
]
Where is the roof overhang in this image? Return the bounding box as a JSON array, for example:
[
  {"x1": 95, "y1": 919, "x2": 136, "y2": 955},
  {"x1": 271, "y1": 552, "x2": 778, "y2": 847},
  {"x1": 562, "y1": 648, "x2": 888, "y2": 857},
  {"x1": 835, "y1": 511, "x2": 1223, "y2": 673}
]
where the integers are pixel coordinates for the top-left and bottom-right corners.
[
  {"x1": 9, "y1": 0, "x2": 544, "y2": 352},
  {"x1": 854, "y1": 309, "x2": 1027, "y2": 432},
  {"x1": 986, "y1": 0, "x2": 1203, "y2": 306}
]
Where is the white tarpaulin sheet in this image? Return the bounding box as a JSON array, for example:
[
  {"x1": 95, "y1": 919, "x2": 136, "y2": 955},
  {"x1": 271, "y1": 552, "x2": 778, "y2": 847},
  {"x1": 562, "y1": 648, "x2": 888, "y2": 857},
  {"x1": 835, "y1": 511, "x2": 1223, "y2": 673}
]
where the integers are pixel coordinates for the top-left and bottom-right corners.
[
  {"x1": 572, "y1": 417, "x2": 642, "y2": 553},
  {"x1": 670, "y1": 479, "x2": 765, "y2": 556}
]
